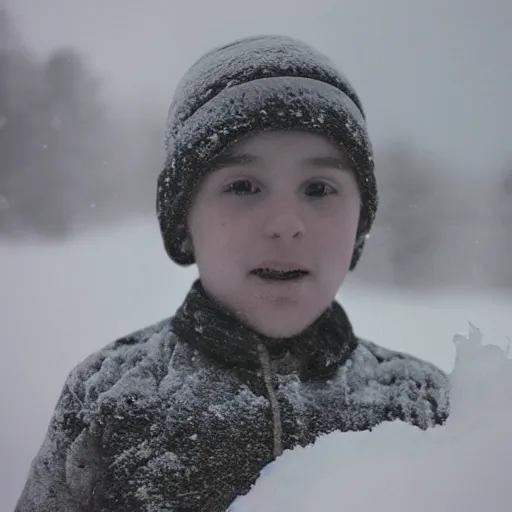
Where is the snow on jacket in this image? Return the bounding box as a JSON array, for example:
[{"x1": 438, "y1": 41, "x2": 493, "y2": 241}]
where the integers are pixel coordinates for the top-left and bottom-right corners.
[{"x1": 16, "y1": 280, "x2": 450, "y2": 512}]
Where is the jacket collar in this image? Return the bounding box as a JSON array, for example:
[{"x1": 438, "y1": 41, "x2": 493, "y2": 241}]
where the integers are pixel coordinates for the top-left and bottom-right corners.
[{"x1": 171, "y1": 279, "x2": 358, "y2": 381}]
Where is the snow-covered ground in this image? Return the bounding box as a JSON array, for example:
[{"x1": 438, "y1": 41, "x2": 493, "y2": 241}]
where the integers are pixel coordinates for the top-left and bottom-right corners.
[{"x1": 2, "y1": 219, "x2": 511, "y2": 511}]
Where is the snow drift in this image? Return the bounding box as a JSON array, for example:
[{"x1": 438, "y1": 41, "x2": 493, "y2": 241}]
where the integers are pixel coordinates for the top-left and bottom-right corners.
[{"x1": 231, "y1": 324, "x2": 512, "y2": 512}]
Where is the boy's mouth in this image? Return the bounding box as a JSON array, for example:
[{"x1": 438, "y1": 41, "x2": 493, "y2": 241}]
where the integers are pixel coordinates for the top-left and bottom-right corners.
[{"x1": 250, "y1": 268, "x2": 310, "y2": 281}]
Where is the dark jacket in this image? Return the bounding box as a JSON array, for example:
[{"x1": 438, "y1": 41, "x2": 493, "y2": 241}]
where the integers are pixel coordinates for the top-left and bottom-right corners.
[{"x1": 16, "y1": 280, "x2": 449, "y2": 512}]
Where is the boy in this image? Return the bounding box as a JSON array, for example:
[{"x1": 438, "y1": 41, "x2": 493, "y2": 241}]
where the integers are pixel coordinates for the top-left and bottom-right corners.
[{"x1": 16, "y1": 35, "x2": 449, "y2": 512}]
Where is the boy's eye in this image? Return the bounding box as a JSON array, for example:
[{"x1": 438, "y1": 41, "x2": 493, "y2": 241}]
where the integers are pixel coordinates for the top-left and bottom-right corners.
[
  {"x1": 305, "y1": 182, "x2": 337, "y2": 197},
  {"x1": 224, "y1": 179, "x2": 260, "y2": 195},
  {"x1": 223, "y1": 180, "x2": 336, "y2": 197}
]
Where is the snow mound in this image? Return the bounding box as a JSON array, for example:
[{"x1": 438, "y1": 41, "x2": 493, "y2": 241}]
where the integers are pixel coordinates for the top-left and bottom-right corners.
[{"x1": 230, "y1": 324, "x2": 512, "y2": 512}]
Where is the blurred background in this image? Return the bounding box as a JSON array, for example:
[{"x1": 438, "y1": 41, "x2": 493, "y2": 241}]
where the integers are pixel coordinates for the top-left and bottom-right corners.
[
  {"x1": 2, "y1": 2, "x2": 512, "y2": 509},
  {"x1": 1, "y1": 0, "x2": 512, "y2": 291}
]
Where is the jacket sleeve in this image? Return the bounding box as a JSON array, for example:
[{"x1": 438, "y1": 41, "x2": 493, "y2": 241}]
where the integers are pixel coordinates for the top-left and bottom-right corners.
[{"x1": 15, "y1": 367, "x2": 103, "y2": 512}]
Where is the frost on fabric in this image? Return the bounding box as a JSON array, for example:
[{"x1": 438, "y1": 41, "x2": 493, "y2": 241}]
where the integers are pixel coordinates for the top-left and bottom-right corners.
[
  {"x1": 230, "y1": 325, "x2": 512, "y2": 512},
  {"x1": 79, "y1": 318, "x2": 174, "y2": 414},
  {"x1": 275, "y1": 338, "x2": 448, "y2": 433},
  {"x1": 168, "y1": 76, "x2": 367, "y2": 161},
  {"x1": 167, "y1": 35, "x2": 361, "y2": 134}
]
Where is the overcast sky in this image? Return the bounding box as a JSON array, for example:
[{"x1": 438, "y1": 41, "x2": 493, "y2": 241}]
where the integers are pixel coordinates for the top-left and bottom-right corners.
[{"x1": 4, "y1": 0, "x2": 512, "y2": 175}]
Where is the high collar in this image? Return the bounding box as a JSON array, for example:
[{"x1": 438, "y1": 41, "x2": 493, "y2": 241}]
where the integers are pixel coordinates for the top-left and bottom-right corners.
[{"x1": 171, "y1": 279, "x2": 358, "y2": 381}]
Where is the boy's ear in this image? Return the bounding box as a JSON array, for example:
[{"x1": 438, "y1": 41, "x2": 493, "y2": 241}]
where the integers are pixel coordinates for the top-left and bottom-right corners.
[
  {"x1": 181, "y1": 217, "x2": 195, "y2": 257},
  {"x1": 182, "y1": 234, "x2": 194, "y2": 257}
]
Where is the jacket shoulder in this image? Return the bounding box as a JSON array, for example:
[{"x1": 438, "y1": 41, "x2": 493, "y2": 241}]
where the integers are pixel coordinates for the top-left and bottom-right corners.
[
  {"x1": 15, "y1": 318, "x2": 178, "y2": 512},
  {"x1": 357, "y1": 338, "x2": 447, "y2": 383},
  {"x1": 72, "y1": 316, "x2": 178, "y2": 409},
  {"x1": 353, "y1": 338, "x2": 450, "y2": 428}
]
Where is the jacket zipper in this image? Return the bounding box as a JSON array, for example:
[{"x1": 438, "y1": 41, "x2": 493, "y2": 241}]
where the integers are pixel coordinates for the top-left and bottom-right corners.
[{"x1": 257, "y1": 343, "x2": 283, "y2": 458}]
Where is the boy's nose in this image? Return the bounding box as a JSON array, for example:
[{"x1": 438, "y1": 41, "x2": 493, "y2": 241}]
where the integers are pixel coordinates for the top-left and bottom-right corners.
[{"x1": 264, "y1": 212, "x2": 305, "y2": 240}]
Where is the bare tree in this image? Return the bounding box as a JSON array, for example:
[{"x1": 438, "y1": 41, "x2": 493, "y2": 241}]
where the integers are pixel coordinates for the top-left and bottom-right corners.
[{"x1": 0, "y1": 7, "x2": 112, "y2": 238}]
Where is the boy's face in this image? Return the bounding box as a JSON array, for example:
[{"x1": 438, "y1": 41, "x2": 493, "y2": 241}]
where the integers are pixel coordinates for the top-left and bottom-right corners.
[{"x1": 187, "y1": 131, "x2": 361, "y2": 338}]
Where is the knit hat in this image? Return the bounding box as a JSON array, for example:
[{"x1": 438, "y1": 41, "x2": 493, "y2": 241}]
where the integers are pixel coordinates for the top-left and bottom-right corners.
[{"x1": 157, "y1": 35, "x2": 378, "y2": 270}]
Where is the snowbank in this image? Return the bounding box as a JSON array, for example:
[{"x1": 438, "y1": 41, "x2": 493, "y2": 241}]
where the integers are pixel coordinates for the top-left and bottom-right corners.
[{"x1": 231, "y1": 325, "x2": 512, "y2": 512}]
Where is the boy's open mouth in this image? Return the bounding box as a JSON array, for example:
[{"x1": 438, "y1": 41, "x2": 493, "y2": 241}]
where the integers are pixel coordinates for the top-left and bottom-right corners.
[{"x1": 250, "y1": 268, "x2": 310, "y2": 281}]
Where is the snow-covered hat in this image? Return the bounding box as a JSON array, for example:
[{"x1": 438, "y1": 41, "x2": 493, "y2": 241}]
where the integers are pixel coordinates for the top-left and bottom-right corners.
[{"x1": 157, "y1": 35, "x2": 377, "y2": 270}]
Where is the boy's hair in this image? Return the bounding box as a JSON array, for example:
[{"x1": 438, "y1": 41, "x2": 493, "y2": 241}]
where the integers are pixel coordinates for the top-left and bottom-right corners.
[{"x1": 157, "y1": 35, "x2": 378, "y2": 270}]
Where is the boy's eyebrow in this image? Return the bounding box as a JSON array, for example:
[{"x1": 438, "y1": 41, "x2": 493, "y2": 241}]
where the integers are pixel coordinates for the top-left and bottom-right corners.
[
  {"x1": 208, "y1": 152, "x2": 352, "y2": 172},
  {"x1": 302, "y1": 155, "x2": 352, "y2": 172},
  {"x1": 208, "y1": 153, "x2": 259, "y2": 171}
]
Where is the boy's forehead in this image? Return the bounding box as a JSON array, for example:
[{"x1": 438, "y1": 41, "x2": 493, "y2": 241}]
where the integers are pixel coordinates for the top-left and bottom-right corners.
[
  {"x1": 209, "y1": 132, "x2": 352, "y2": 172},
  {"x1": 234, "y1": 130, "x2": 341, "y2": 152},
  {"x1": 209, "y1": 146, "x2": 352, "y2": 174}
]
